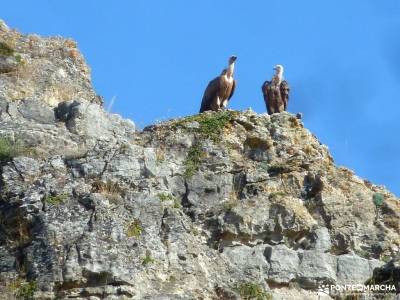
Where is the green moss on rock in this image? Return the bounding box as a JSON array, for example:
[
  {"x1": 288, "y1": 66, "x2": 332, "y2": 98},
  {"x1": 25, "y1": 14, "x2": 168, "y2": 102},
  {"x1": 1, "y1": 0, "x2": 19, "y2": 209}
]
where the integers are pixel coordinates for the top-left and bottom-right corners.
[
  {"x1": 172, "y1": 110, "x2": 237, "y2": 143},
  {"x1": 184, "y1": 143, "x2": 206, "y2": 178}
]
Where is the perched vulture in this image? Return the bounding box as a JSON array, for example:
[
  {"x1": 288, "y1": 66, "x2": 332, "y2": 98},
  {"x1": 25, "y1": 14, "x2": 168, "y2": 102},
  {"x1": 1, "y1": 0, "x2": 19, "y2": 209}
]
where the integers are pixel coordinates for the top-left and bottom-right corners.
[
  {"x1": 199, "y1": 55, "x2": 237, "y2": 113},
  {"x1": 262, "y1": 64, "x2": 290, "y2": 115}
]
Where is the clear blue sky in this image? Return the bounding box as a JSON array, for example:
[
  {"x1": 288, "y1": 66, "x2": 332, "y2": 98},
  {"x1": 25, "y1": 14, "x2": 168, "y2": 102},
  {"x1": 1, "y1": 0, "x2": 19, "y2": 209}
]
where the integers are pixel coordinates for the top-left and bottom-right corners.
[{"x1": 3, "y1": 1, "x2": 400, "y2": 196}]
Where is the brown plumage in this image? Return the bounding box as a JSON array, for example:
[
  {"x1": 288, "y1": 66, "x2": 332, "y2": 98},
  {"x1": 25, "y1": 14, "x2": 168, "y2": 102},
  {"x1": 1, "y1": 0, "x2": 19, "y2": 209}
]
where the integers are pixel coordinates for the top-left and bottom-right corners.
[
  {"x1": 199, "y1": 56, "x2": 237, "y2": 113},
  {"x1": 262, "y1": 65, "x2": 290, "y2": 115}
]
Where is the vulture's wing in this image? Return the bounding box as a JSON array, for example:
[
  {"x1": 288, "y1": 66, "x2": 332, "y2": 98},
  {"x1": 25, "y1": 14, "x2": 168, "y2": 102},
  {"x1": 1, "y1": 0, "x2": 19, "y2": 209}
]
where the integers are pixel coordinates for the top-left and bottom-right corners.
[
  {"x1": 262, "y1": 81, "x2": 273, "y2": 115},
  {"x1": 280, "y1": 80, "x2": 290, "y2": 111},
  {"x1": 199, "y1": 76, "x2": 220, "y2": 113},
  {"x1": 228, "y1": 79, "x2": 236, "y2": 100}
]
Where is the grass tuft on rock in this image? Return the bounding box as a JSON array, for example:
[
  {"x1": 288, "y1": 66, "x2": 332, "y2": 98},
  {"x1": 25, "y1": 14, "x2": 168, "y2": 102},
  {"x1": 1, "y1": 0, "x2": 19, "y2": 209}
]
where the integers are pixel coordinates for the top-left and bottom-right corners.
[
  {"x1": 92, "y1": 179, "x2": 122, "y2": 194},
  {"x1": 158, "y1": 192, "x2": 181, "y2": 208},
  {"x1": 235, "y1": 282, "x2": 271, "y2": 300},
  {"x1": 15, "y1": 280, "x2": 37, "y2": 299},
  {"x1": 44, "y1": 194, "x2": 67, "y2": 206},
  {"x1": 173, "y1": 198, "x2": 182, "y2": 209},
  {"x1": 0, "y1": 41, "x2": 14, "y2": 56},
  {"x1": 142, "y1": 250, "x2": 155, "y2": 265},
  {"x1": 157, "y1": 192, "x2": 175, "y2": 202},
  {"x1": 0, "y1": 136, "x2": 29, "y2": 162},
  {"x1": 126, "y1": 219, "x2": 143, "y2": 238}
]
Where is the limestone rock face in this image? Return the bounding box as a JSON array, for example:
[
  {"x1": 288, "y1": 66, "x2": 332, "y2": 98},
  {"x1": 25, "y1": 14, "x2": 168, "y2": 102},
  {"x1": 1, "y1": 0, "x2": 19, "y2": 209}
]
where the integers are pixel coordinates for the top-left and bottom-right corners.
[
  {"x1": 0, "y1": 19, "x2": 101, "y2": 106},
  {"x1": 0, "y1": 21, "x2": 399, "y2": 300}
]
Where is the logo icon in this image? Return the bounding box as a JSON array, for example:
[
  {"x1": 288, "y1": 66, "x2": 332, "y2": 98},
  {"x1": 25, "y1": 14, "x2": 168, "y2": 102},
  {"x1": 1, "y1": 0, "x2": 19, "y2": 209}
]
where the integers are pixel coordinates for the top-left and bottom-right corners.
[{"x1": 317, "y1": 284, "x2": 330, "y2": 296}]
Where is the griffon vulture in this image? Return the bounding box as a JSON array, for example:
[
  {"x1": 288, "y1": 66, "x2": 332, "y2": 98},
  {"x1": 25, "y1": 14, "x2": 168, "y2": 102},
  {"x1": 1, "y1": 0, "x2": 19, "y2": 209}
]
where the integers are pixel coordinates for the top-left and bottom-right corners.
[
  {"x1": 262, "y1": 64, "x2": 290, "y2": 115},
  {"x1": 199, "y1": 56, "x2": 237, "y2": 113}
]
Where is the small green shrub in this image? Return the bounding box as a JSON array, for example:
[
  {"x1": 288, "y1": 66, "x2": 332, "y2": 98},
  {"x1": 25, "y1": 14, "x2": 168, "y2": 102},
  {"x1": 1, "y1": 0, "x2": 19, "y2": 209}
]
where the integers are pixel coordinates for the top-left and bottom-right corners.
[
  {"x1": 173, "y1": 198, "x2": 181, "y2": 209},
  {"x1": 126, "y1": 219, "x2": 142, "y2": 238},
  {"x1": 190, "y1": 226, "x2": 199, "y2": 236},
  {"x1": 16, "y1": 280, "x2": 37, "y2": 299},
  {"x1": 142, "y1": 250, "x2": 154, "y2": 265},
  {"x1": 92, "y1": 179, "x2": 123, "y2": 195},
  {"x1": 184, "y1": 144, "x2": 205, "y2": 178},
  {"x1": 381, "y1": 255, "x2": 392, "y2": 263},
  {"x1": 258, "y1": 162, "x2": 269, "y2": 171},
  {"x1": 157, "y1": 192, "x2": 181, "y2": 208},
  {"x1": 235, "y1": 282, "x2": 271, "y2": 300},
  {"x1": 354, "y1": 248, "x2": 370, "y2": 259},
  {"x1": 14, "y1": 54, "x2": 22, "y2": 63},
  {"x1": 44, "y1": 194, "x2": 67, "y2": 206},
  {"x1": 0, "y1": 41, "x2": 14, "y2": 56},
  {"x1": 373, "y1": 193, "x2": 384, "y2": 207},
  {"x1": 157, "y1": 192, "x2": 175, "y2": 202},
  {"x1": 222, "y1": 201, "x2": 235, "y2": 212},
  {"x1": 222, "y1": 196, "x2": 238, "y2": 211},
  {"x1": 0, "y1": 137, "x2": 27, "y2": 162}
]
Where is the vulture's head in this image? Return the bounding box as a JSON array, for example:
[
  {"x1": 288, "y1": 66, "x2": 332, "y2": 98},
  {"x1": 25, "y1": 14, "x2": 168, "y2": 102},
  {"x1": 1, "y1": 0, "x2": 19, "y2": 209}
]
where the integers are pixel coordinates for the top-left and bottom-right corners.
[
  {"x1": 273, "y1": 64, "x2": 284, "y2": 74},
  {"x1": 229, "y1": 55, "x2": 237, "y2": 64}
]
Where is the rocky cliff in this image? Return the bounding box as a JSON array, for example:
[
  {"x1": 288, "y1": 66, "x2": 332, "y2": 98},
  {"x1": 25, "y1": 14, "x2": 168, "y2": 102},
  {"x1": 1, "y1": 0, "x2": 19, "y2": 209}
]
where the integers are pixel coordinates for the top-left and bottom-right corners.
[{"x1": 0, "y1": 21, "x2": 399, "y2": 300}]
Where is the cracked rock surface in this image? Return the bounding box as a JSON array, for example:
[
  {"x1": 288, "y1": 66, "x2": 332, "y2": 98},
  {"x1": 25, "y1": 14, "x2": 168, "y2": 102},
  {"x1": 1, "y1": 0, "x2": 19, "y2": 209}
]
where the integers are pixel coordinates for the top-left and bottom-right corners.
[{"x1": 0, "y1": 20, "x2": 399, "y2": 300}]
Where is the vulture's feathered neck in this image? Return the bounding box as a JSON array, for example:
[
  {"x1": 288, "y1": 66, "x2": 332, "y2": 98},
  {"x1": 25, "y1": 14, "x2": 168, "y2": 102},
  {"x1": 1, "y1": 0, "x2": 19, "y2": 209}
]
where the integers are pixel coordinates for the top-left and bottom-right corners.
[
  {"x1": 226, "y1": 61, "x2": 235, "y2": 78},
  {"x1": 273, "y1": 67, "x2": 284, "y2": 85}
]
